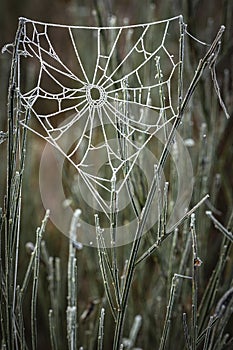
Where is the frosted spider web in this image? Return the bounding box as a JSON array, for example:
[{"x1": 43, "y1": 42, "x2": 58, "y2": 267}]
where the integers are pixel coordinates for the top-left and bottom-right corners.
[{"x1": 13, "y1": 16, "x2": 185, "y2": 220}]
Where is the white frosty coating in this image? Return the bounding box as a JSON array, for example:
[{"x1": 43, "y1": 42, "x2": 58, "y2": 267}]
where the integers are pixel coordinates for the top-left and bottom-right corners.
[{"x1": 14, "y1": 16, "x2": 188, "y2": 219}]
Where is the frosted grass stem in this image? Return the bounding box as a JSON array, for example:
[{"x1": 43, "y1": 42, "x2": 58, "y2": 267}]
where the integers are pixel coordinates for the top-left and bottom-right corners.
[
  {"x1": 190, "y1": 214, "x2": 199, "y2": 350},
  {"x1": 31, "y1": 210, "x2": 50, "y2": 350},
  {"x1": 115, "y1": 96, "x2": 140, "y2": 219},
  {"x1": 167, "y1": 228, "x2": 178, "y2": 298},
  {"x1": 97, "y1": 308, "x2": 105, "y2": 350},
  {"x1": 16, "y1": 286, "x2": 25, "y2": 350},
  {"x1": 196, "y1": 316, "x2": 219, "y2": 346},
  {"x1": 110, "y1": 174, "x2": 121, "y2": 307},
  {"x1": 161, "y1": 182, "x2": 169, "y2": 237},
  {"x1": 127, "y1": 314, "x2": 142, "y2": 349},
  {"x1": 67, "y1": 306, "x2": 77, "y2": 350},
  {"x1": 206, "y1": 211, "x2": 233, "y2": 242},
  {"x1": 159, "y1": 274, "x2": 191, "y2": 350},
  {"x1": 156, "y1": 55, "x2": 168, "y2": 140},
  {"x1": 208, "y1": 287, "x2": 233, "y2": 349},
  {"x1": 67, "y1": 209, "x2": 80, "y2": 349},
  {"x1": 95, "y1": 215, "x2": 117, "y2": 321},
  {"x1": 20, "y1": 244, "x2": 36, "y2": 296},
  {"x1": 197, "y1": 237, "x2": 231, "y2": 332},
  {"x1": 135, "y1": 194, "x2": 209, "y2": 266},
  {"x1": 203, "y1": 316, "x2": 215, "y2": 350},
  {"x1": 183, "y1": 313, "x2": 191, "y2": 350},
  {"x1": 49, "y1": 309, "x2": 58, "y2": 350},
  {"x1": 120, "y1": 259, "x2": 128, "y2": 294}
]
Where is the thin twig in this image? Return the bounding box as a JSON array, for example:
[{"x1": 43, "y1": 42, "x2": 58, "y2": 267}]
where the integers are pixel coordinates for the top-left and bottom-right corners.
[
  {"x1": 49, "y1": 309, "x2": 58, "y2": 350},
  {"x1": 183, "y1": 313, "x2": 192, "y2": 350},
  {"x1": 110, "y1": 175, "x2": 121, "y2": 306},
  {"x1": 206, "y1": 211, "x2": 233, "y2": 242},
  {"x1": 97, "y1": 308, "x2": 105, "y2": 350},
  {"x1": 203, "y1": 316, "x2": 215, "y2": 350},
  {"x1": 136, "y1": 194, "x2": 209, "y2": 265},
  {"x1": 197, "y1": 238, "x2": 230, "y2": 332},
  {"x1": 31, "y1": 210, "x2": 50, "y2": 350},
  {"x1": 190, "y1": 214, "x2": 200, "y2": 350},
  {"x1": 125, "y1": 314, "x2": 142, "y2": 349},
  {"x1": 95, "y1": 215, "x2": 117, "y2": 321},
  {"x1": 67, "y1": 210, "x2": 80, "y2": 350},
  {"x1": 158, "y1": 275, "x2": 177, "y2": 350}
]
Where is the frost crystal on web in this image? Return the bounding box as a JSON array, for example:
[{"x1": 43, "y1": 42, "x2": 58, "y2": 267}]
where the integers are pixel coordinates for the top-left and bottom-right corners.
[{"x1": 13, "y1": 16, "x2": 185, "y2": 220}]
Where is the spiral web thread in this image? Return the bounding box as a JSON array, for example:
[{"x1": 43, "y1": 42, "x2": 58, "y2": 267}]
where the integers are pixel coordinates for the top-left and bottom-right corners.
[{"x1": 12, "y1": 15, "x2": 188, "y2": 218}]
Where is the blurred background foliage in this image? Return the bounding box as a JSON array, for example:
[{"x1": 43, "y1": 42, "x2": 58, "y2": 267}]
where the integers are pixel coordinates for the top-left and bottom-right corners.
[{"x1": 0, "y1": 0, "x2": 233, "y2": 349}]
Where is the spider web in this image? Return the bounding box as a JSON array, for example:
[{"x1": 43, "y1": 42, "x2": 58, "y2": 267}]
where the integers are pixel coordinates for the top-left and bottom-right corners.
[{"x1": 14, "y1": 16, "x2": 184, "y2": 219}]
